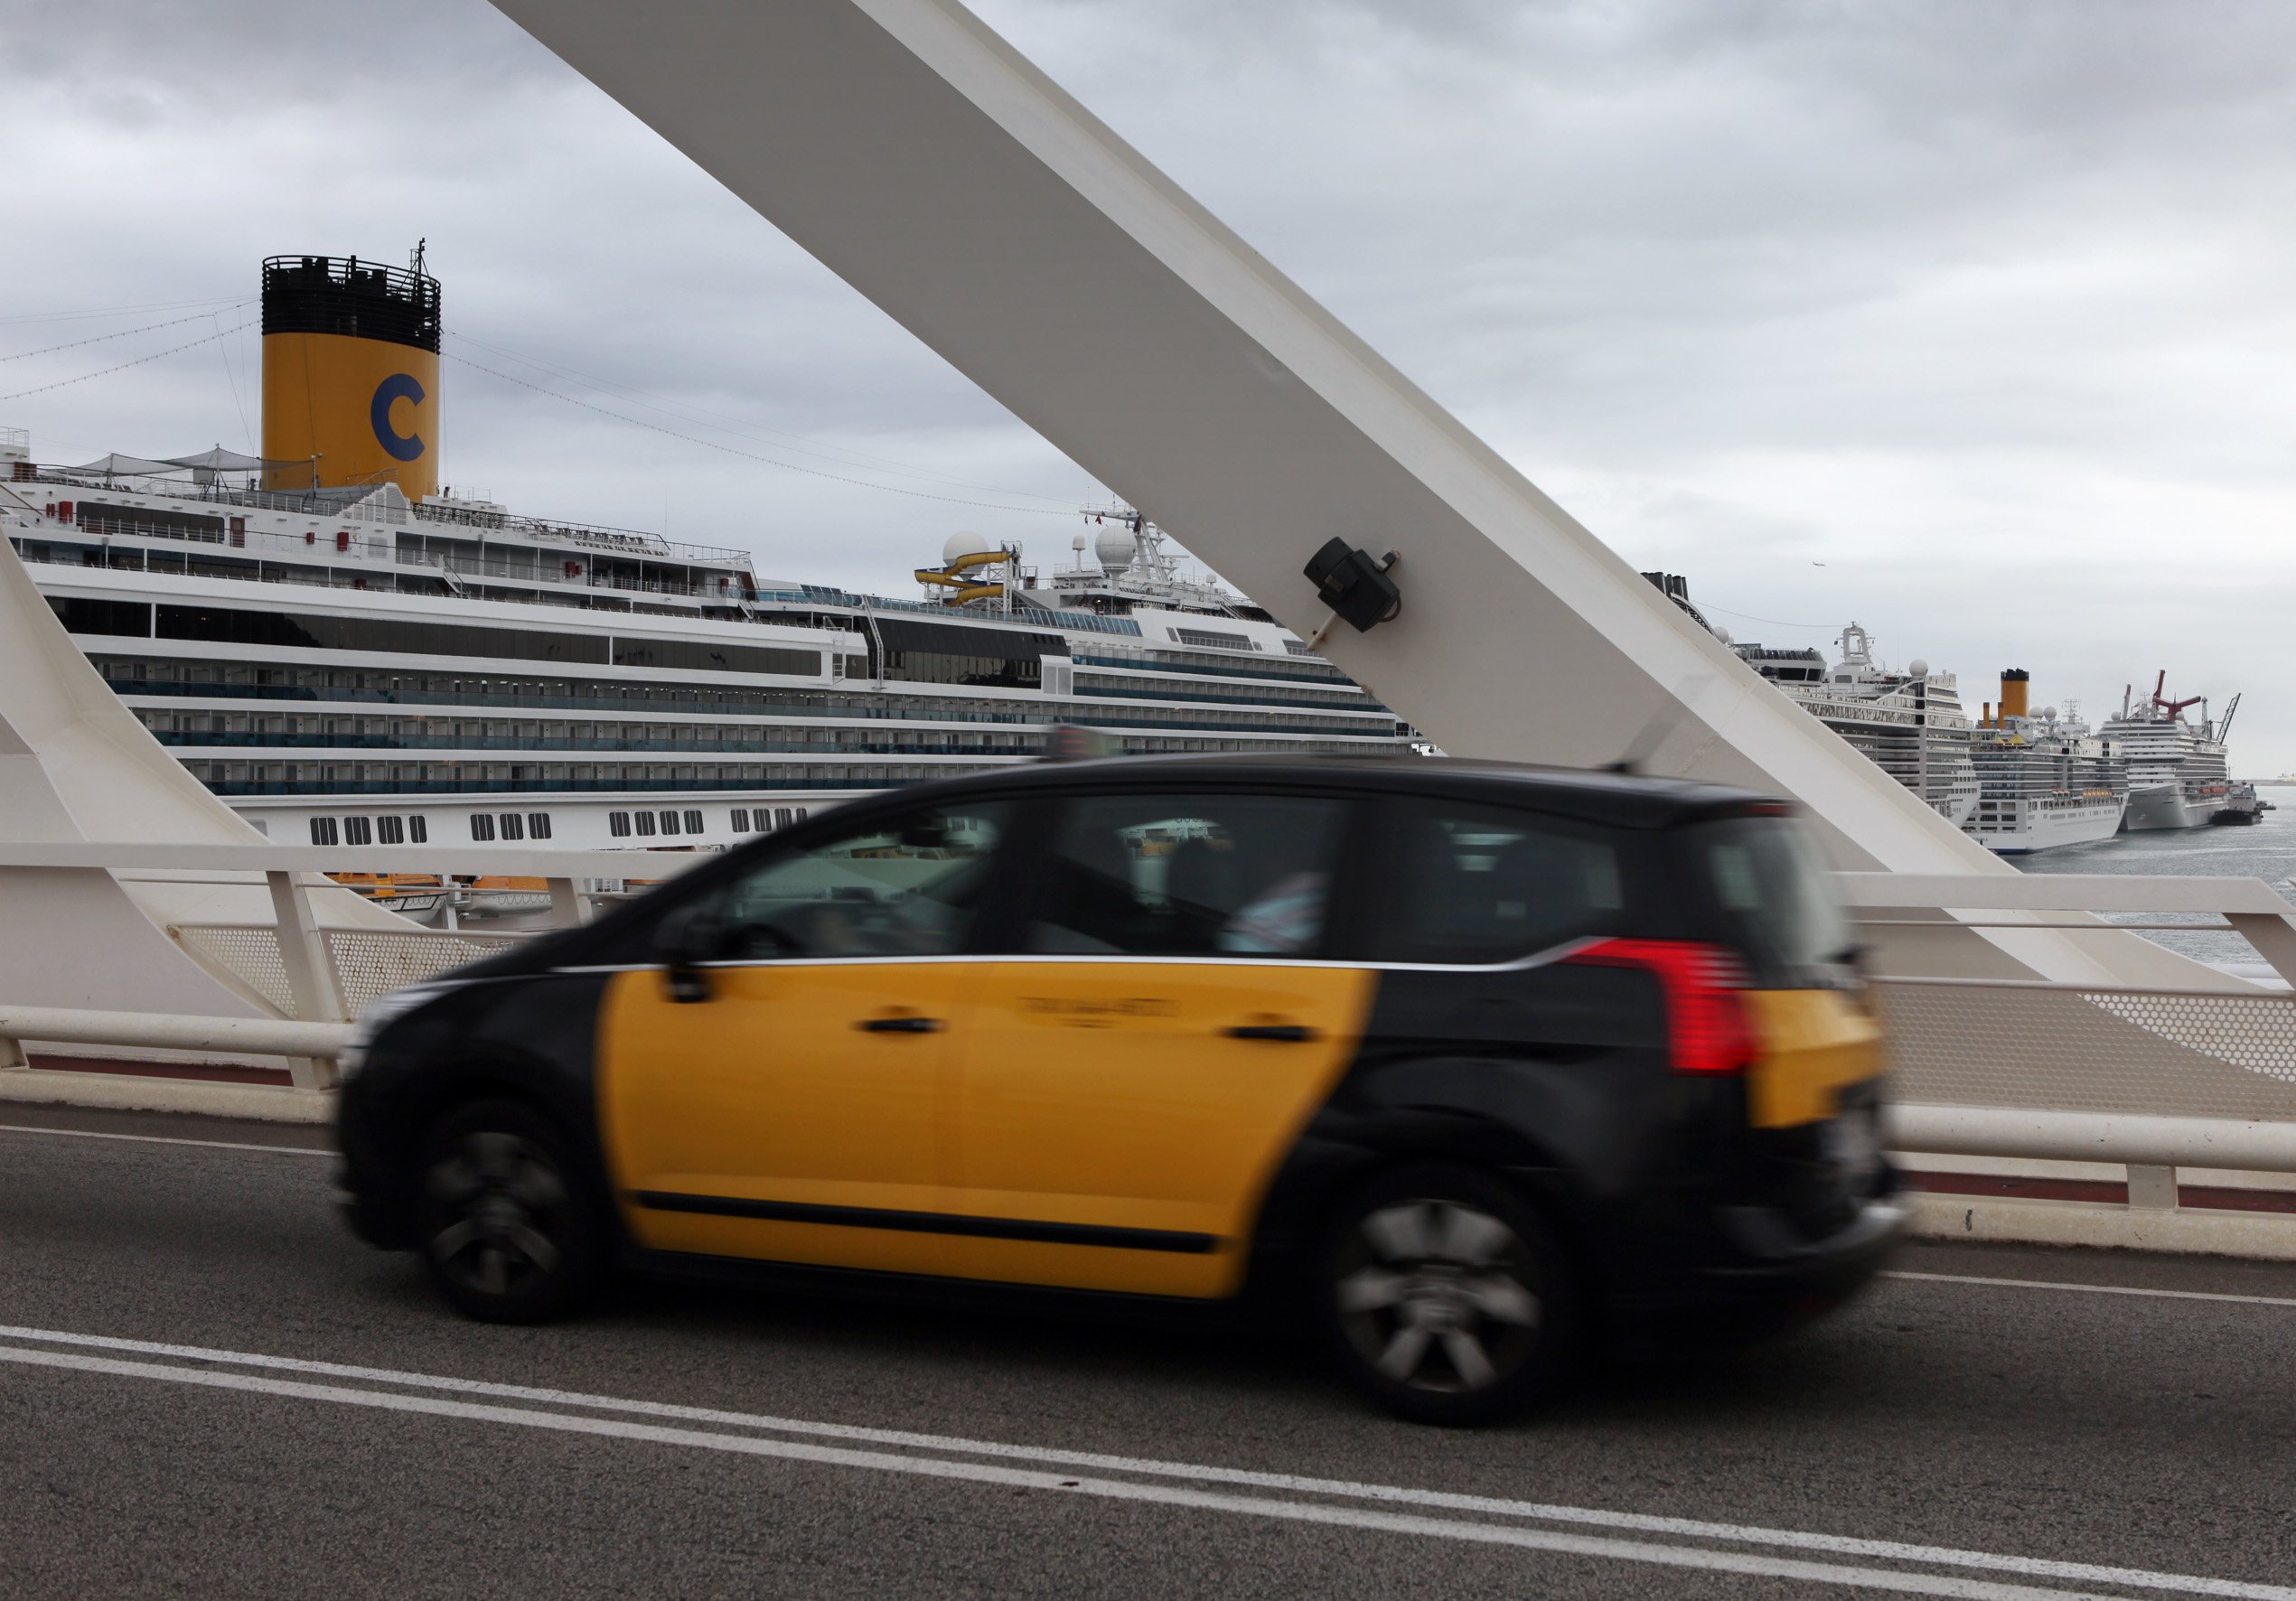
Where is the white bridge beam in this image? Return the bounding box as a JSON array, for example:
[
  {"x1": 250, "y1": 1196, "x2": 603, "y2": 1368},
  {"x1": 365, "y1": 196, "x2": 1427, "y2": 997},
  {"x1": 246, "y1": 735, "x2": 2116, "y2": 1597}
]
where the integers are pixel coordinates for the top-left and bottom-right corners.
[{"x1": 490, "y1": 0, "x2": 2215, "y2": 987}]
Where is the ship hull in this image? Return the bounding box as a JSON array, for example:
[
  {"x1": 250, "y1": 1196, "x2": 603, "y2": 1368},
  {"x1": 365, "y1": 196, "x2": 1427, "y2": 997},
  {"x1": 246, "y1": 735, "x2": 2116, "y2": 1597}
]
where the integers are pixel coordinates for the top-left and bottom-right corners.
[
  {"x1": 2122, "y1": 783, "x2": 2215, "y2": 832},
  {"x1": 1972, "y1": 798, "x2": 2129, "y2": 855}
]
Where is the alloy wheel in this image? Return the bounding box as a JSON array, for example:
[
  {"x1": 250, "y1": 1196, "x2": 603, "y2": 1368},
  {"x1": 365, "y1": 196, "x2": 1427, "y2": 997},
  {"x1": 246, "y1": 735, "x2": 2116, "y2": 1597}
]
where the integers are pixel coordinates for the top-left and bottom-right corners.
[
  {"x1": 1334, "y1": 1198, "x2": 1542, "y2": 1395},
  {"x1": 421, "y1": 1128, "x2": 569, "y2": 1301}
]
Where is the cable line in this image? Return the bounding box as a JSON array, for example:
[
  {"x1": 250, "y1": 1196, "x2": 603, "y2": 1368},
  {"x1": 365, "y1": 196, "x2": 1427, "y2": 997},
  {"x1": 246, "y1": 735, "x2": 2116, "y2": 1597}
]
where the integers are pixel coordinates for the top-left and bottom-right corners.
[
  {"x1": 0, "y1": 322, "x2": 257, "y2": 404},
  {"x1": 0, "y1": 294, "x2": 248, "y2": 327},
  {"x1": 2, "y1": 303, "x2": 255, "y2": 363},
  {"x1": 445, "y1": 350, "x2": 1078, "y2": 517}
]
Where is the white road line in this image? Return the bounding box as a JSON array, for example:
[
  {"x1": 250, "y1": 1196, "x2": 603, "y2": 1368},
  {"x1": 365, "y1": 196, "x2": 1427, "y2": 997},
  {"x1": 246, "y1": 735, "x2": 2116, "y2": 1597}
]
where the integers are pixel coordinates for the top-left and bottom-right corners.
[
  {"x1": 0, "y1": 1324, "x2": 2281, "y2": 1600},
  {"x1": 1887, "y1": 1270, "x2": 2296, "y2": 1310},
  {"x1": 0, "y1": 1123, "x2": 329, "y2": 1157},
  {"x1": 0, "y1": 1340, "x2": 2158, "y2": 1601}
]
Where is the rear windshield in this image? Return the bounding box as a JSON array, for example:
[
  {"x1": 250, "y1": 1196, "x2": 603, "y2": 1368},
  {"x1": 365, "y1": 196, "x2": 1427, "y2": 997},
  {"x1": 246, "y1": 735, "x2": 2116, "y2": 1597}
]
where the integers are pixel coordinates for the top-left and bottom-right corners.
[{"x1": 1689, "y1": 816, "x2": 1859, "y2": 988}]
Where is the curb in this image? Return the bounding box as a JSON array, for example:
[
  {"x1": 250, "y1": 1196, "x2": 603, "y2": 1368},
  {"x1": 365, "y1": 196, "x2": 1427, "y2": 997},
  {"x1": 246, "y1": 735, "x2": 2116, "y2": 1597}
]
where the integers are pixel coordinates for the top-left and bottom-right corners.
[
  {"x1": 1907, "y1": 1190, "x2": 2296, "y2": 1261},
  {"x1": 0, "y1": 1070, "x2": 334, "y2": 1125}
]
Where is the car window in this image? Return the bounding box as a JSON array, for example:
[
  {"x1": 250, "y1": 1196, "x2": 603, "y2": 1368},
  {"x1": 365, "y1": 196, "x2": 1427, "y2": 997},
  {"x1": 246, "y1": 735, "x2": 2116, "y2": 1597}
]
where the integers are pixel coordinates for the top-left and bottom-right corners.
[
  {"x1": 1026, "y1": 792, "x2": 1348, "y2": 958},
  {"x1": 1377, "y1": 800, "x2": 1626, "y2": 964},
  {"x1": 700, "y1": 802, "x2": 1011, "y2": 960},
  {"x1": 1692, "y1": 816, "x2": 1858, "y2": 988}
]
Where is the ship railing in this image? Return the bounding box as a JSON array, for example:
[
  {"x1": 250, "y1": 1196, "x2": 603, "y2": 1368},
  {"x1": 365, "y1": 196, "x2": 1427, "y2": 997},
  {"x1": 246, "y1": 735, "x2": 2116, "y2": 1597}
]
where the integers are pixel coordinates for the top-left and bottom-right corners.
[
  {"x1": 10, "y1": 853, "x2": 2296, "y2": 1212},
  {"x1": 407, "y1": 501, "x2": 747, "y2": 566}
]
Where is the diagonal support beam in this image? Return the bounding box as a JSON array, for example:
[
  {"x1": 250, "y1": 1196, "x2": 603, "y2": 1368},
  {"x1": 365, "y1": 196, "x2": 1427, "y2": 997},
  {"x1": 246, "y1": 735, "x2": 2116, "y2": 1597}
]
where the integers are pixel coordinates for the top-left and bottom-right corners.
[
  {"x1": 492, "y1": 0, "x2": 1996, "y2": 875},
  {"x1": 484, "y1": 0, "x2": 2254, "y2": 993}
]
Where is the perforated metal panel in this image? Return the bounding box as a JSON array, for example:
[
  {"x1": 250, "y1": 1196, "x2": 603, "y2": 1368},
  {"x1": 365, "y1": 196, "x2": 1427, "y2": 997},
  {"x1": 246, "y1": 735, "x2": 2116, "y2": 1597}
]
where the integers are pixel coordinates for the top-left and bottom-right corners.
[
  {"x1": 171, "y1": 923, "x2": 520, "y2": 1018},
  {"x1": 174, "y1": 924, "x2": 294, "y2": 1015},
  {"x1": 324, "y1": 930, "x2": 520, "y2": 1012},
  {"x1": 1873, "y1": 979, "x2": 2296, "y2": 1121}
]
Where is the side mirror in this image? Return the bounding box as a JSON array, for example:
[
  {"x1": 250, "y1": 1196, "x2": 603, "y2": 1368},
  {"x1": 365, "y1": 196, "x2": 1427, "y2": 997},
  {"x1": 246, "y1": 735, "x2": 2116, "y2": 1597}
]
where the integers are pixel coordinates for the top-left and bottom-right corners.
[{"x1": 651, "y1": 902, "x2": 724, "y2": 1004}]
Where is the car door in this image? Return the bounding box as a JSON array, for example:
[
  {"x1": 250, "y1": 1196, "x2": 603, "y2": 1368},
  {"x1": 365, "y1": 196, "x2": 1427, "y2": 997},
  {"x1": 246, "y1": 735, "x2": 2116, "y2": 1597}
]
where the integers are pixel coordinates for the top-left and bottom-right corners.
[
  {"x1": 945, "y1": 789, "x2": 1375, "y2": 1298},
  {"x1": 597, "y1": 799, "x2": 1012, "y2": 1275}
]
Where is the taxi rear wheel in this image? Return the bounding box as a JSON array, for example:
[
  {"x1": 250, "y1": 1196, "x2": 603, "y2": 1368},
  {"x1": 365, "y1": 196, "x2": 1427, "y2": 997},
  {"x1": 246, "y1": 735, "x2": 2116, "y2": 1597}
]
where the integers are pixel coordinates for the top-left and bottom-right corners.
[
  {"x1": 411, "y1": 1099, "x2": 605, "y2": 1324},
  {"x1": 1318, "y1": 1164, "x2": 1579, "y2": 1426}
]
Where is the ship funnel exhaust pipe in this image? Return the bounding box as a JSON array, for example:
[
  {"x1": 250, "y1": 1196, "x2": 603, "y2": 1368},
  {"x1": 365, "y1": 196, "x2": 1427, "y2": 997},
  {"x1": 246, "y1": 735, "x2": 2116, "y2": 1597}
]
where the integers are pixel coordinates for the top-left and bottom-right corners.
[
  {"x1": 260, "y1": 252, "x2": 442, "y2": 499},
  {"x1": 2000, "y1": 669, "x2": 2030, "y2": 724}
]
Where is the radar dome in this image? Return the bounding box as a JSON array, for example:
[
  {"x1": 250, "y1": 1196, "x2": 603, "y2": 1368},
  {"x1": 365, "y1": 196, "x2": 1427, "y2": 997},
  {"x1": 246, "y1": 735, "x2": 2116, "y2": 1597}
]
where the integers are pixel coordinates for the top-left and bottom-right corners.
[
  {"x1": 2041, "y1": 706, "x2": 2058, "y2": 720},
  {"x1": 1711, "y1": 625, "x2": 1732, "y2": 645},
  {"x1": 1093, "y1": 527, "x2": 1136, "y2": 570},
  {"x1": 1907, "y1": 659, "x2": 1928, "y2": 679},
  {"x1": 942, "y1": 529, "x2": 998, "y2": 565}
]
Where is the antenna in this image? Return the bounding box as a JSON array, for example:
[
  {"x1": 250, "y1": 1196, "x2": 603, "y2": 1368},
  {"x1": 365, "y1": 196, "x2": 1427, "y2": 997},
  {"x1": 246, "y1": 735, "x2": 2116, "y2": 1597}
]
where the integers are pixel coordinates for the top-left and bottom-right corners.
[{"x1": 410, "y1": 238, "x2": 427, "y2": 276}]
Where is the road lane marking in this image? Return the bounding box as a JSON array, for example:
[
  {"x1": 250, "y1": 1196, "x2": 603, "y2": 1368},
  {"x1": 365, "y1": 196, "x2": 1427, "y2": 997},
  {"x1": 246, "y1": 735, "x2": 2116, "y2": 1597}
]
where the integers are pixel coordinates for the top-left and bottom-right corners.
[
  {"x1": 0, "y1": 1324, "x2": 2282, "y2": 1600},
  {"x1": 0, "y1": 1124, "x2": 329, "y2": 1156},
  {"x1": 0, "y1": 1340, "x2": 2184, "y2": 1601},
  {"x1": 1887, "y1": 1271, "x2": 2296, "y2": 1310}
]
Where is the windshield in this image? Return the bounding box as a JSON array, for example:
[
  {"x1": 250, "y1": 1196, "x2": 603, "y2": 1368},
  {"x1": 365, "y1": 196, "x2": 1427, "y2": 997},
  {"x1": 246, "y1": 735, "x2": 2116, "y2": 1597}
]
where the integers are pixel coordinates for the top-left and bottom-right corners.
[{"x1": 1690, "y1": 816, "x2": 1860, "y2": 988}]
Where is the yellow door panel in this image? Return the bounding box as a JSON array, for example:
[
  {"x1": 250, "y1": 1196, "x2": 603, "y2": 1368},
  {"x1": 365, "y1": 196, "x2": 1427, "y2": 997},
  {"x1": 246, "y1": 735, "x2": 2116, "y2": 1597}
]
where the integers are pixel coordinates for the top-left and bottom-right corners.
[
  {"x1": 1743, "y1": 988, "x2": 1885, "y2": 1128},
  {"x1": 597, "y1": 961, "x2": 970, "y2": 1268},
  {"x1": 950, "y1": 961, "x2": 1377, "y2": 1297}
]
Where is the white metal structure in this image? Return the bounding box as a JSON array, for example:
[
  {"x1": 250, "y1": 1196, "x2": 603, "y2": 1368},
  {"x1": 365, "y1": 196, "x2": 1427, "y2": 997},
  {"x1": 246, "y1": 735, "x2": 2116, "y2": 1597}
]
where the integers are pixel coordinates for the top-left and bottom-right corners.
[
  {"x1": 485, "y1": 0, "x2": 2225, "y2": 989},
  {"x1": 8, "y1": 847, "x2": 2296, "y2": 1212}
]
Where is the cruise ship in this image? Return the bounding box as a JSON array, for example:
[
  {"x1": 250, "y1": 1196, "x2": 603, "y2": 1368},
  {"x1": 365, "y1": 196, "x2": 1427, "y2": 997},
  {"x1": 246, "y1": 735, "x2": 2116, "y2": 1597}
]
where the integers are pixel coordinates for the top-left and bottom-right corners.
[
  {"x1": 2102, "y1": 673, "x2": 2235, "y2": 832},
  {"x1": 1724, "y1": 619, "x2": 1982, "y2": 828},
  {"x1": 1963, "y1": 670, "x2": 2127, "y2": 854},
  {"x1": 1, "y1": 255, "x2": 1409, "y2": 854}
]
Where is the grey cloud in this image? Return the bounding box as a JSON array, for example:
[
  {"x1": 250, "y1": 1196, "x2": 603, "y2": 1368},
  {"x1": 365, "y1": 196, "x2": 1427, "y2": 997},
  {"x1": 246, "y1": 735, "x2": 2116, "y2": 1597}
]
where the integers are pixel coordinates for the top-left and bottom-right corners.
[{"x1": 5, "y1": 0, "x2": 2294, "y2": 768}]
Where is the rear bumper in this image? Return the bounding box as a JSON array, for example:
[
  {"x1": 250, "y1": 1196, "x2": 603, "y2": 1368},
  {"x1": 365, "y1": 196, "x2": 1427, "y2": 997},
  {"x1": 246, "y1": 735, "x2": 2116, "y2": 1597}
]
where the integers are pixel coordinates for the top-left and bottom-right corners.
[{"x1": 1669, "y1": 1194, "x2": 1907, "y2": 1342}]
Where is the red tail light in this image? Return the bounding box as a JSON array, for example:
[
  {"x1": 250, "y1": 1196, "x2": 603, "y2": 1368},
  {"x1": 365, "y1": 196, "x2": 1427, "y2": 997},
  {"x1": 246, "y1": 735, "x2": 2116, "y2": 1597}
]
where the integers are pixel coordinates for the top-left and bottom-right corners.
[{"x1": 1560, "y1": 938, "x2": 1756, "y2": 1075}]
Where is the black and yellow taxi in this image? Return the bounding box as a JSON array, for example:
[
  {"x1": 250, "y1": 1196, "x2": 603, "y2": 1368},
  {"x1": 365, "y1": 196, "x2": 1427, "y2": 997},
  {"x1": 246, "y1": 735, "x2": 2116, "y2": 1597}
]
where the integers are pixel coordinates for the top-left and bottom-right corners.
[{"x1": 336, "y1": 755, "x2": 1900, "y2": 1424}]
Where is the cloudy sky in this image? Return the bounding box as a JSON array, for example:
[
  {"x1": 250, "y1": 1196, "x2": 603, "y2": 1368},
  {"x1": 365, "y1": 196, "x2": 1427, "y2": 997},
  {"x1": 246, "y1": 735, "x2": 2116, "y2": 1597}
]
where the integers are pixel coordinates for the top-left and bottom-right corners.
[{"x1": 7, "y1": 1, "x2": 2294, "y2": 768}]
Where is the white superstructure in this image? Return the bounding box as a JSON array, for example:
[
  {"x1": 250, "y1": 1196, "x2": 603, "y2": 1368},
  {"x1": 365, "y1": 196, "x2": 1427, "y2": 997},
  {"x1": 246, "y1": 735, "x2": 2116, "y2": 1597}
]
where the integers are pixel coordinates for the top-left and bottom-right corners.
[
  {"x1": 1963, "y1": 679, "x2": 2126, "y2": 855},
  {"x1": 1728, "y1": 621, "x2": 1982, "y2": 829},
  {"x1": 2102, "y1": 673, "x2": 2234, "y2": 833},
  {"x1": 0, "y1": 450, "x2": 1409, "y2": 856}
]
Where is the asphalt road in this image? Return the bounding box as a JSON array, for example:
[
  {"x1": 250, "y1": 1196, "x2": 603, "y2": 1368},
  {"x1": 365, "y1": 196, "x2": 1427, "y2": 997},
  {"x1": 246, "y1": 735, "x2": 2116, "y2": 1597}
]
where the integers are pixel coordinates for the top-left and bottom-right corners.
[{"x1": 3, "y1": 1102, "x2": 2293, "y2": 1600}]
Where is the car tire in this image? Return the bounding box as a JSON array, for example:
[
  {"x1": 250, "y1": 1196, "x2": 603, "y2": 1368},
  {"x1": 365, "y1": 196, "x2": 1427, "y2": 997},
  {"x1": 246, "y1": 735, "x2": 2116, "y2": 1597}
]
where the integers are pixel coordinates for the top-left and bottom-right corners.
[
  {"x1": 410, "y1": 1098, "x2": 606, "y2": 1324},
  {"x1": 1317, "y1": 1163, "x2": 1581, "y2": 1426}
]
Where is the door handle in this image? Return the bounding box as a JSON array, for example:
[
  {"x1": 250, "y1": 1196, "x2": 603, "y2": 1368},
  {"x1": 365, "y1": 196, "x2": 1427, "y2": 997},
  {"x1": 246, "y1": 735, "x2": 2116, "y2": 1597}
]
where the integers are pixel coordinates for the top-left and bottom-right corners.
[
  {"x1": 1224, "y1": 1024, "x2": 1317, "y2": 1043},
  {"x1": 857, "y1": 1015, "x2": 944, "y2": 1034}
]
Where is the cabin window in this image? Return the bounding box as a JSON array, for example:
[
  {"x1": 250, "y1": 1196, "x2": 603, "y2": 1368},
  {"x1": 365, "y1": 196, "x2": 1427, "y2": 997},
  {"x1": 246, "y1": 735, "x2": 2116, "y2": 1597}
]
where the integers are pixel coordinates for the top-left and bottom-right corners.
[
  {"x1": 499, "y1": 813, "x2": 525, "y2": 841},
  {"x1": 308, "y1": 817, "x2": 339, "y2": 846},
  {"x1": 342, "y1": 816, "x2": 373, "y2": 846},
  {"x1": 470, "y1": 814, "x2": 495, "y2": 841},
  {"x1": 609, "y1": 811, "x2": 632, "y2": 838},
  {"x1": 377, "y1": 816, "x2": 405, "y2": 845},
  {"x1": 683, "y1": 809, "x2": 704, "y2": 834},
  {"x1": 528, "y1": 813, "x2": 552, "y2": 839},
  {"x1": 408, "y1": 816, "x2": 428, "y2": 843},
  {"x1": 633, "y1": 811, "x2": 657, "y2": 837},
  {"x1": 730, "y1": 809, "x2": 750, "y2": 831}
]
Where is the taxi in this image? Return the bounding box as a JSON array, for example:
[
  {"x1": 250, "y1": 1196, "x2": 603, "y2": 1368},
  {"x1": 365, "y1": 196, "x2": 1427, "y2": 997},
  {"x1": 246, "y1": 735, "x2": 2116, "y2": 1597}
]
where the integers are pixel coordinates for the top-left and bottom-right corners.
[{"x1": 336, "y1": 755, "x2": 1902, "y2": 1424}]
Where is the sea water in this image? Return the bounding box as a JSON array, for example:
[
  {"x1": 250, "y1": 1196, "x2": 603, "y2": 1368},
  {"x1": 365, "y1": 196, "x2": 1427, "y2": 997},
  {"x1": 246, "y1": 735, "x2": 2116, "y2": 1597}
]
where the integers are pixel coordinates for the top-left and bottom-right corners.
[{"x1": 2011, "y1": 795, "x2": 2296, "y2": 972}]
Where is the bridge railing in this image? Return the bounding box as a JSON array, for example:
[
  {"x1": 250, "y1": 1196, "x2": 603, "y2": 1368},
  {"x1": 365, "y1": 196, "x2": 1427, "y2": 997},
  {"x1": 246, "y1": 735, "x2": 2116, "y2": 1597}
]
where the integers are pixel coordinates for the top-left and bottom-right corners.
[
  {"x1": 8, "y1": 847, "x2": 2296, "y2": 1217},
  {"x1": 0, "y1": 840, "x2": 708, "y2": 1087}
]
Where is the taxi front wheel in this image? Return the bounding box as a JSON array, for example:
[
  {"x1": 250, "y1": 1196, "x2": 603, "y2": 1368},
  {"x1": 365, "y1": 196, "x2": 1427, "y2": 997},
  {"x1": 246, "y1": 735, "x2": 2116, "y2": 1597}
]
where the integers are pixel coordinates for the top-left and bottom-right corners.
[
  {"x1": 1318, "y1": 1164, "x2": 1581, "y2": 1426},
  {"x1": 411, "y1": 1099, "x2": 607, "y2": 1324}
]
